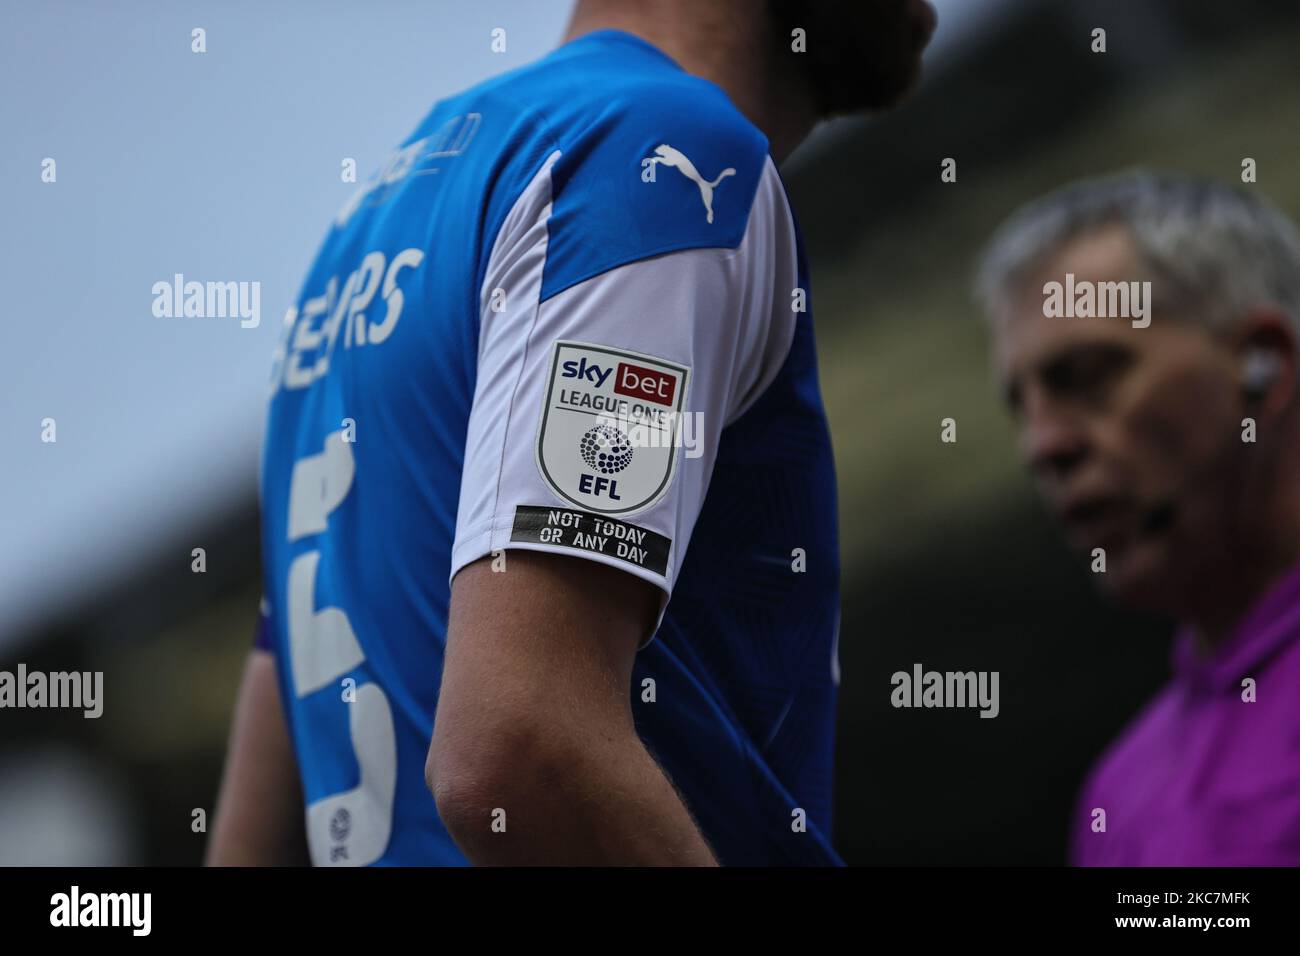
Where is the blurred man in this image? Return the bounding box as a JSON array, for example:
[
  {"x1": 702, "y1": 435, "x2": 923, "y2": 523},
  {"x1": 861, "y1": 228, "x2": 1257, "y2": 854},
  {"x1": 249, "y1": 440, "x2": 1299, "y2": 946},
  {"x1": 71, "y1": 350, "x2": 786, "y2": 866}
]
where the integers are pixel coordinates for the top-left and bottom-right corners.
[
  {"x1": 977, "y1": 171, "x2": 1300, "y2": 865},
  {"x1": 208, "y1": 0, "x2": 936, "y2": 866}
]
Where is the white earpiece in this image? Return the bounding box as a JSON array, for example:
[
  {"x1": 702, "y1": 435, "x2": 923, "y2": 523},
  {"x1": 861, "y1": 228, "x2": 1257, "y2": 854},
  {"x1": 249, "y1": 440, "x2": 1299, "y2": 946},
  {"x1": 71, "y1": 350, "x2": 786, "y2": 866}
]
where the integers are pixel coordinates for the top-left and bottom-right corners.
[{"x1": 1241, "y1": 348, "x2": 1283, "y2": 400}]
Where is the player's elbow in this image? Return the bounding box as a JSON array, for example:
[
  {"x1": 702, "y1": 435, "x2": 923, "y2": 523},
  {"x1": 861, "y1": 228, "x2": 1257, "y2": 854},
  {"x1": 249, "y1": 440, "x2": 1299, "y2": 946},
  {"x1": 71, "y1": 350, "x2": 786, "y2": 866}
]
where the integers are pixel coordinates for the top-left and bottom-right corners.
[
  {"x1": 425, "y1": 744, "x2": 486, "y2": 838},
  {"x1": 425, "y1": 710, "x2": 587, "y2": 842}
]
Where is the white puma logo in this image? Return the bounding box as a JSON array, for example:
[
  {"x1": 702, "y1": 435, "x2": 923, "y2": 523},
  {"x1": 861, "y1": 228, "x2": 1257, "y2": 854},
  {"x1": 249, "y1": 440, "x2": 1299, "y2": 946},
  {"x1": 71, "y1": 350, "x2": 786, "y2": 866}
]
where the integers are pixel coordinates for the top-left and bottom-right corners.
[{"x1": 644, "y1": 144, "x2": 736, "y2": 223}]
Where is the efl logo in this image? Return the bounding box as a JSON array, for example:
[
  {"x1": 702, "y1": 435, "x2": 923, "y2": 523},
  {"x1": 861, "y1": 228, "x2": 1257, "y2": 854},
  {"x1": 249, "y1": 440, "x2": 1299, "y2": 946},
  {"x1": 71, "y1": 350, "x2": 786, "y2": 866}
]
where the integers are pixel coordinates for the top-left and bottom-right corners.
[
  {"x1": 538, "y1": 341, "x2": 690, "y2": 516},
  {"x1": 615, "y1": 362, "x2": 676, "y2": 406}
]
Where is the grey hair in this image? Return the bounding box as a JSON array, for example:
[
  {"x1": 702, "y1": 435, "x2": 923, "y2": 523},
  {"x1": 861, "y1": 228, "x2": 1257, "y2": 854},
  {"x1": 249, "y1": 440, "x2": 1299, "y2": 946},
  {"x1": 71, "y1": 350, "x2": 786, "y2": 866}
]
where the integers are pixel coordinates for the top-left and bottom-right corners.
[{"x1": 975, "y1": 170, "x2": 1300, "y2": 332}]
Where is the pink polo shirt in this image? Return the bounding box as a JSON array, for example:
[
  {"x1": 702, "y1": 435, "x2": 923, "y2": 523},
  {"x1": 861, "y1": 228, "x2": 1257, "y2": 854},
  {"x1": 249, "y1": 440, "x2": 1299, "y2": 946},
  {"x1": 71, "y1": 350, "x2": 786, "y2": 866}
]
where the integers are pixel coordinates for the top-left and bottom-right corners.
[{"x1": 1072, "y1": 560, "x2": 1300, "y2": 866}]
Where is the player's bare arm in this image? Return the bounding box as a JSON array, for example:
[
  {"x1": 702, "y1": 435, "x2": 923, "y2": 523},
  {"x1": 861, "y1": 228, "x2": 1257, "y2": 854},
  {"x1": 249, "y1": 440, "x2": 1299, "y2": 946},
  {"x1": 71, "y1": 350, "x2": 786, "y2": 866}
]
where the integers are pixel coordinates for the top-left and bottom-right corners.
[
  {"x1": 206, "y1": 649, "x2": 310, "y2": 866},
  {"x1": 427, "y1": 551, "x2": 717, "y2": 866}
]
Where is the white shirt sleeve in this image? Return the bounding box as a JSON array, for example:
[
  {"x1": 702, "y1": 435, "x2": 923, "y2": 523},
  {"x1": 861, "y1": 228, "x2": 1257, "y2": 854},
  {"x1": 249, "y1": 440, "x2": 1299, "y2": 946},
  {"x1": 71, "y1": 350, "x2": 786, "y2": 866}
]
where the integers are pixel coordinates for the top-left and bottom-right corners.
[{"x1": 450, "y1": 150, "x2": 798, "y2": 608}]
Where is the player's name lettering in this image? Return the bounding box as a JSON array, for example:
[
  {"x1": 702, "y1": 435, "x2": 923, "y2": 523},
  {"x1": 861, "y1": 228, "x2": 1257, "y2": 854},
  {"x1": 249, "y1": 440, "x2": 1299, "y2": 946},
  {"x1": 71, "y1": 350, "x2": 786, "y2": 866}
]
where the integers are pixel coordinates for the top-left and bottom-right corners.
[
  {"x1": 336, "y1": 112, "x2": 482, "y2": 228},
  {"x1": 273, "y1": 247, "x2": 426, "y2": 393},
  {"x1": 510, "y1": 505, "x2": 670, "y2": 575}
]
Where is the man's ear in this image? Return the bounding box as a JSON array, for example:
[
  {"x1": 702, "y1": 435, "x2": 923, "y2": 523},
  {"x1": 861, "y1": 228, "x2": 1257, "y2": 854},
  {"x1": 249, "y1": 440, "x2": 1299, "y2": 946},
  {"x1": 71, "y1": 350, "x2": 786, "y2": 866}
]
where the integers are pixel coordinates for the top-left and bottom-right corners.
[{"x1": 1231, "y1": 308, "x2": 1297, "y2": 419}]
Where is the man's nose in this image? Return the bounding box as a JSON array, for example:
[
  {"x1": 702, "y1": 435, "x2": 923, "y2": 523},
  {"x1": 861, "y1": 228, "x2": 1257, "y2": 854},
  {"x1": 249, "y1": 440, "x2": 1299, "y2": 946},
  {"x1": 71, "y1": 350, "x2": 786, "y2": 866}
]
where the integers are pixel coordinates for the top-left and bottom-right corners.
[{"x1": 1019, "y1": 393, "x2": 1089, "y2": 482}]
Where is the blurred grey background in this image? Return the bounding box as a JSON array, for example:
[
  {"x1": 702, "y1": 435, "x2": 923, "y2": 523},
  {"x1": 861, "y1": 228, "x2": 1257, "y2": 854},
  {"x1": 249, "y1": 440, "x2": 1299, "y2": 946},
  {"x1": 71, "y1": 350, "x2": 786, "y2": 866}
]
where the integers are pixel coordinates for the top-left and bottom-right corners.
[{"x1": 2, "y1": 0, "x2": 1298, "y2": 864}]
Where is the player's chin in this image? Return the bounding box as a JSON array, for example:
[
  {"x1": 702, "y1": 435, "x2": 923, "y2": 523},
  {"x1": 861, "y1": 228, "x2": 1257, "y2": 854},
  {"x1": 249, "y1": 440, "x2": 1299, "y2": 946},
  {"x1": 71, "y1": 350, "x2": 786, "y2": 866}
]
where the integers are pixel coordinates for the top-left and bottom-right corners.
[
  {"x1": 860, "y1": 4, "x2": 937, "y2": 108},
  {"x1": 822, "y1": 57, "x2": 927, "y2": 116},
  {"x1": 873, "y1": 60, "x2": 927, "y2": 110}
]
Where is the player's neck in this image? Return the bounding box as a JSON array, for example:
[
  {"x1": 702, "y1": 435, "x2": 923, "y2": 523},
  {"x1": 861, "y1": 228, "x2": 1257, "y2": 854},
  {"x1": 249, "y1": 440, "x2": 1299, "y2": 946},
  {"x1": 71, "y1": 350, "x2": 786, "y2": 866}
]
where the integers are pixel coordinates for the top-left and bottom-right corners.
[{"x1": 562, "y1": 5, "x2": 819, "y2": 164}]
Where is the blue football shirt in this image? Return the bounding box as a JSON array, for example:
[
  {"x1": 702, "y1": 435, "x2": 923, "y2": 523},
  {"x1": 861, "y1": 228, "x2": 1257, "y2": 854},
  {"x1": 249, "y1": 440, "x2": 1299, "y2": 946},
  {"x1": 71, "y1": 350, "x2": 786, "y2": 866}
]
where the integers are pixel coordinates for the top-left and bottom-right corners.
[{"x1": 257, "y1": 28, "x2": 842, "y2": 866}]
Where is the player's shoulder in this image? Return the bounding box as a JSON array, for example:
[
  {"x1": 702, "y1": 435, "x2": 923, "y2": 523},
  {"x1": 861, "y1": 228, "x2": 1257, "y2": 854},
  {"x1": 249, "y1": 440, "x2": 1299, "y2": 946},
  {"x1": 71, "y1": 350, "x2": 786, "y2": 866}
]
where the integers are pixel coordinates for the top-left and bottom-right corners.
[
  {"x1": 508, "y1": 29, "x2": 769, "y2": 158},
  {"x1": 482, "y1": 31, "x2": 776, "y2": 300}
]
